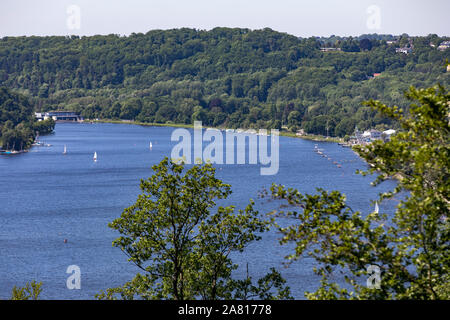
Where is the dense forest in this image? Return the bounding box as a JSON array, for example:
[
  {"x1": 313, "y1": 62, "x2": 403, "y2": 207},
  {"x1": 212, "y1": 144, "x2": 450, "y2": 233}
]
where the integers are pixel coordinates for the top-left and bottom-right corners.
[
  {"x1": 0, "y1": 87, "x2": 54, "y2": 151},
  {"x1": 0, "y1": 28, "x2": 449, "y2": 136}
]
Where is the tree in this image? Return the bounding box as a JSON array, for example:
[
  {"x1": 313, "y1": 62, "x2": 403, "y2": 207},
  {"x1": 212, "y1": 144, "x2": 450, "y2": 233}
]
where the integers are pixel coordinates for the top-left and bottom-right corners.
[
  {"x1": 0, "y1": 87, "x2": 52, "y2": 151},
  {"x1": 287, "y1": 110, "x2": 301, "y2": 129},
  {"x1": 359, "y1": 38, "x2": 373, "y2": 51},
  {"x1": 34, "y1": 118, "x2": 55, "y2": 134},
  {"x1": 136, "y1": 101, "x2": 157, "y2": 123},
  {"x1": 97, "y1": 157, "x2": 291, "y2": 300},
  {"x1": 120, "y1": 98, "x2": 142, "y2": 120},
  {"x1": 10, "y1": 281, "x2": 42, "y2": 300},
  {"x1": 108, "y1": 102, "x2": 122, "y2": 119},
  {"x1": 191, "y1": 106, "x2": 209, "y2": 124},
  {"x1": 263, "y1": 85, "x2": 449, "y2": 299},
  {"x1": 155, "y1": 105, "x2": 177, "y2": 123}
]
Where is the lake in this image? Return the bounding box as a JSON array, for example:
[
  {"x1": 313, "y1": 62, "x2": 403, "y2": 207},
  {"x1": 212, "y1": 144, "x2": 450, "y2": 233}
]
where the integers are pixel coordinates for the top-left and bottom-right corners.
[{"x1": 0, "y1": 123, "x2": 396, "y2": 299}]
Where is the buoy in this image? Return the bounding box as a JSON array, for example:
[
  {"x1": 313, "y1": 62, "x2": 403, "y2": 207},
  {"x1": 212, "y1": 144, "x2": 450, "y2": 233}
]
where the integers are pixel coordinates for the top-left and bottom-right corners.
[{"x1": 64, "y1": 239, "x2": 68, "y2": 243}]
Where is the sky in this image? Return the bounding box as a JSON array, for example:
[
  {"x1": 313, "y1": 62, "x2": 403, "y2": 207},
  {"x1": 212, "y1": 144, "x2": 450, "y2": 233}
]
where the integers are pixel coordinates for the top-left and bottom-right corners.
[{"x1": 0, "y1": 0, "x2": 449, "y2": 38}]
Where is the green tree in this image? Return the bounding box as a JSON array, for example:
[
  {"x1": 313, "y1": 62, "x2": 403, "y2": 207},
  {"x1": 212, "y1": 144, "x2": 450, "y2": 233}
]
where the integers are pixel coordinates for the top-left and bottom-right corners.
[
  {"x1": 287, "y1": 110, "x2": 301, "y2": 129},
  {"x1": 191, "y1": 106, "x2": 209, "y2": 124},
  {"x1": 120, "y1": 98, "x2": 142, "y2": 120},
  {"x1": 136, "y1": 101, "x2": 158, "y2": 123},
  {"x1": 33, "y1": 118, "x2": 55, "y2": 135},
  {"x1": 97, "y1": 158, "x2": 291, "y2": 300},
  {"x1": 10, "y1": 281, "x2": 42, "y2": 300},
  {"x1": 264, "y1": 85, "x2": 449, "y2": 299}
]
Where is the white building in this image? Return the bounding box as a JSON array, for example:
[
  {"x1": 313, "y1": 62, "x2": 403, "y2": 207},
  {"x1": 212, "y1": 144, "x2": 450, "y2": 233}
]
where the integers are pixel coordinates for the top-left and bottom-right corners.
[
  {"x1": 438, "y1": 41, "x2": 450, "y2": 51},
  {"x1": 382, "y1": 129, "x2": 396, "y2": 141},
  {"x1": 396, "y1": 47, "x2": 412, "y2": 54},
  {"x1": 362, "y1": 129, "x2": 382, "y2": 141}
]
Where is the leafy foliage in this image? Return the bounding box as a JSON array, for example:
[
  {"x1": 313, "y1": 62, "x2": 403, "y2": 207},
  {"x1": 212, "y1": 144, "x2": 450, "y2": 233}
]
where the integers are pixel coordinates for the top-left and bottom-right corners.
[
  {"x1": 97, "y1": 157, "x2": 291, "y2": 300},
  {"x1": 263, "y1": 85, "x2": 449, "y2": 299},
  {"x1": 1, "y1": 30, "x2": 448, "y2": 135},
  {"x1": 0, "y1": 87, "x2": 54, "y2": 150},
  {"x1": 10, "y1": 281, "x2": 42, "y2": 300}
]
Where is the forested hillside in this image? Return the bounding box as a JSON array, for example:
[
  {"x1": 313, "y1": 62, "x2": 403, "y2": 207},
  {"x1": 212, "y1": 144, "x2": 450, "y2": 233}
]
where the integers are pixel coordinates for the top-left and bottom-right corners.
[
  {"x1": 0, "y1": 87, "x2": 54, "y2": 151},
  {"x1": 0, "y1": 28, "x2": 448, "y2": 136}
]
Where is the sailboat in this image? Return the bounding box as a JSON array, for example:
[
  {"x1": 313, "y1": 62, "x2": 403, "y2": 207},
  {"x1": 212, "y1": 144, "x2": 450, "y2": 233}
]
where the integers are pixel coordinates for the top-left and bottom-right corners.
[
  {"x1": 63, "y1": 145, "x2": 67, "y2": 155},
  {"x1": 149, "y1": 142, "x2": 153, "y2": 150},
  {"x1": 374, "y1": 202, "x2": 379, "y2": 213},
  {"x1": 93, "y1": 152, "x2": 97, "y2": 162}
]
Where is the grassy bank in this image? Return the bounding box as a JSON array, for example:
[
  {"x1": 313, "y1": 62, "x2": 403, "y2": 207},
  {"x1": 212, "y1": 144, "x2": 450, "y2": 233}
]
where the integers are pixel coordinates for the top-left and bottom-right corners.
[{"x1": 279, "y1": 131, "x2": 343, "y2": 143}]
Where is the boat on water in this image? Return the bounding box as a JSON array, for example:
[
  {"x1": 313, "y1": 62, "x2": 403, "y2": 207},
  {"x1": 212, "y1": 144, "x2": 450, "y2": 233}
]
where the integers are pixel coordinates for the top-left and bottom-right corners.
[
  {"x1": 32, "y1": 141, "x2": 52, "y2": 147},
  {"x1": 149, "y1": 142, "x2": 153, "y2": 150},
  {"x1": 0, "y1": 150, "x2": 24, "y2": 155},
  {"x1": 63, "y1": 145, "x2": 67, "y2": 155},
  {"x1": 93, "y1": 152, "x2": 97, "y2": 161}
]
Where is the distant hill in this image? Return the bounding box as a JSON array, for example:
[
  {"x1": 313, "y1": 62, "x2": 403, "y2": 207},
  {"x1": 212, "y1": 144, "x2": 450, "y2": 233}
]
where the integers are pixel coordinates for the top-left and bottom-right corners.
[
  {"x1": 0, "y1": 28, "x2": 449, "y2": 136},
  {"x1": 0, "y1": 87, "x2": 54, "y2": 151}
]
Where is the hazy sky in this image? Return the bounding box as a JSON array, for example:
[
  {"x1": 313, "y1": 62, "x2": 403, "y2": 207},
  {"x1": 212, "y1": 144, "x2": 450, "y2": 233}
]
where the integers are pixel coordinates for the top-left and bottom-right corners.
[{"x1": 1, "y1": 0, "x2": 449, "y2": 38}]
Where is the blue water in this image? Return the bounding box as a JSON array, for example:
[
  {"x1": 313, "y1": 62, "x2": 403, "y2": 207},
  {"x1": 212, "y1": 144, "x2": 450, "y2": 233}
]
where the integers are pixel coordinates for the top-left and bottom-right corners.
[{"x1": 0, "y1": 123, "x2": 397, "y2": 299}]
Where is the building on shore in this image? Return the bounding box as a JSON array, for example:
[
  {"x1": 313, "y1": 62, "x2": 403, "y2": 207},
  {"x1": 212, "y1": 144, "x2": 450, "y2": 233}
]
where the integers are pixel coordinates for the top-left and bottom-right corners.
[
  {"x1": 395, "y1": 47, "x2": 412, "y2": 54},
  {"x1": 437, "y1": 41, "x2": 450, "y2": 51},
  {"x1": 345, "y1": 127, "x2": 396, "y2": 147},
  {"x1": 35, "y1": 111, "x2": 83, "y2": 122},
  {"x1": 320, "y1": 47, "x2": 342, "y2": 52},
  {"x1": 382, "y1": 129, "x2": 396, "y2": 141},
  {"x1": 362, "y1": 129, "x2": 382, "y2": 141}
]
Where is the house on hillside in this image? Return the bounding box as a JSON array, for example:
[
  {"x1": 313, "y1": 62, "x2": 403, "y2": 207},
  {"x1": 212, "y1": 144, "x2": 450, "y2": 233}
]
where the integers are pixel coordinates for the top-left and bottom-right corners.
[
  {"x1": 395, "y1": 47, "x2": 412, "y2": 54},
  {"x1": 320, "y1": 47, "x2": 342, "y2": 52},
  {"x1": 382, "y1": 129, "x2": 396, "y2": 141},
  {"x1": 438, "y1": 41, "x2": 450, "y2": 51},
  {"x1": 362, "y1": 129, "x2": 382, "y2": 141}
]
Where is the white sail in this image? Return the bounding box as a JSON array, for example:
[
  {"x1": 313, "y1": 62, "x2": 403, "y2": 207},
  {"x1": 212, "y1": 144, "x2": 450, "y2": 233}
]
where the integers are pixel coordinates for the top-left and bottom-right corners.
[
  {"x1": 149, "y1": 142, "x2": 153, "y2": 150},
  {"x1": 63, "y1": 145, "x2": 67, "y2": 154},
  {"x1": 374, "y1": 202, "x2": 379, "y2": 213},
  {"x1": 93, "y1": 152, "x2": 97, "y2": 161}
]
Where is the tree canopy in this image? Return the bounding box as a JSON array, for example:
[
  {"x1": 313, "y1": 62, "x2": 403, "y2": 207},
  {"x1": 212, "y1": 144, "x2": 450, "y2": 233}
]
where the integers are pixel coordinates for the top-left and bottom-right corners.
[
  {"x1": 97, "y1": 157, "x2": 291, "y2": 300},
  {"x1": 1, "y1": 29, "x2": 448, "y2": 135},
  {"x1": 264, "y1": 84, "x2": 449, "y2": 299},
  {"x1": 0, "y1": 87, "x2": 54, "y2": 150}
]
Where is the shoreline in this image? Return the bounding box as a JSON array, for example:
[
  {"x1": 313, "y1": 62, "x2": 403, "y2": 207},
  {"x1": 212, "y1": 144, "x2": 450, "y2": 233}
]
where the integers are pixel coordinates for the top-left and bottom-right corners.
[{"x1": 90, "y1": 119, "x2": 344, "y2": 143}]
